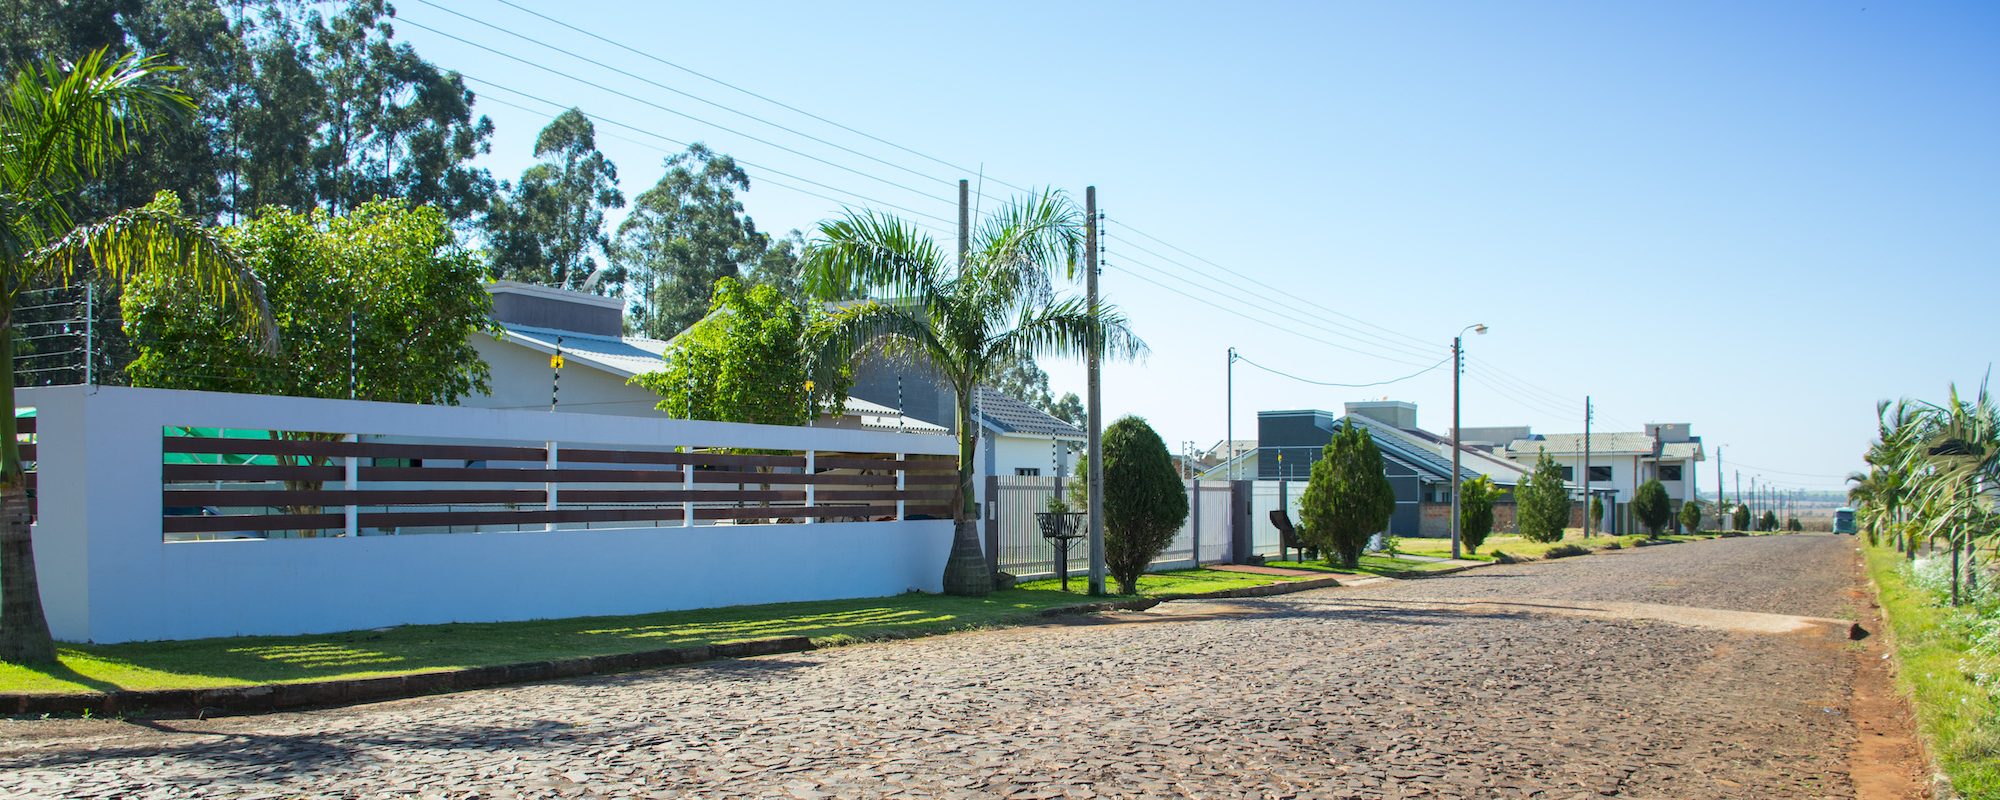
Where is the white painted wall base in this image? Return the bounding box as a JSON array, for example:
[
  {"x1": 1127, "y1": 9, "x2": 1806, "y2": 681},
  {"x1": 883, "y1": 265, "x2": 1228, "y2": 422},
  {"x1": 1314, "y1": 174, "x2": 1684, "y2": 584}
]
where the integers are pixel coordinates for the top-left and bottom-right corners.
[{"x1": 22, "y1": 385, "x2": 955, "y2": 644}]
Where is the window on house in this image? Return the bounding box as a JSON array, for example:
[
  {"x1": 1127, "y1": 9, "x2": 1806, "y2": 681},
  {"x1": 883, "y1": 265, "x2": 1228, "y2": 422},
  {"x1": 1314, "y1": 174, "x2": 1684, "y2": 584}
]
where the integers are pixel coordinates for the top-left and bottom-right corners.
[
  {"x1": 1588, "y1": 465, "x2": 1613, "y2": 482},
  {"x1": 1658, "y1": 465, "x2": 1683, "y2": 481},
  {"x1": 1559, "y1": 466, "x2": 1574, "y2": 481},
  {"x1": 1015, "y1": 467, "x2": 1041, "y2": 476}
]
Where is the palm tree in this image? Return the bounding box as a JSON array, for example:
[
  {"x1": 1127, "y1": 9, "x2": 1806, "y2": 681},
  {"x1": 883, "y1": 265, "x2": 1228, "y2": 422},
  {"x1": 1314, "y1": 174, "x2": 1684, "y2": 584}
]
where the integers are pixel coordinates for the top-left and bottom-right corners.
[
  {"x1": 1, "y1": 50, "x2": 273, "y2": 662},
  {"x1": 802, "y1": 191, "x2": 1143, "y2": 596},
  {"x1": 1907, "y1": 381, "x2": 2000, "y2": 605}
]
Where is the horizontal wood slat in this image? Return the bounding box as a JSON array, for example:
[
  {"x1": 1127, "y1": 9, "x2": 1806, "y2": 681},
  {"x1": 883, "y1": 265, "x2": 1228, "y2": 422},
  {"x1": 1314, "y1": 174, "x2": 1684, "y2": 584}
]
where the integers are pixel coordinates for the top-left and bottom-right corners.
[
  {"x1": 559, "y1": 449, "x2": 806, "y2": 469},
  {"x1": 166, "y1": 489, "x2": 548, "y2": 507},
  {"x1": 17, "y1": 444, "x2": 32, "y2": 460},
  {"x1": 164, "y1": 437, "x2": 546, "y2": 462},
  {"x1": 14, "y1": 417, "x2": 33, "y2": 434},
  {"x1": 162, "y1": 504, "x2": 942, "y2": 533},
  {"x1": 165, "y1": 464, "x2": 346, "y2": 482}
]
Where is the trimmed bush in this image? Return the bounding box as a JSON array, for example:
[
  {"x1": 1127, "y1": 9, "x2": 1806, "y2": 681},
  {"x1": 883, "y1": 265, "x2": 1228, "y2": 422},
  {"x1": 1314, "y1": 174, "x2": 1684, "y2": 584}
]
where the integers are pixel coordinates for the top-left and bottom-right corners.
[
  {"x1": 1732, "y1": 504, "x2": 1751, "y2": 531},
  {"x1": 1633, "y1": 480, "x2": 1671, "y2": 538},
  {"x1": 1298, "y1": 425, "x2": 1396, "y2": 569},
  {"x1": 1516, "y1": 451, "x2": 1572, "y2": 544},
  {"x1": 1101, "y1": 416, "x2": 1189, "y2": 595},
  {"x1": 1679, "y1": 499, "x2": 1703, "y2": 534},
  {"x1": 1459, "y1": 475, "x2": 1497, "y2": 554}
]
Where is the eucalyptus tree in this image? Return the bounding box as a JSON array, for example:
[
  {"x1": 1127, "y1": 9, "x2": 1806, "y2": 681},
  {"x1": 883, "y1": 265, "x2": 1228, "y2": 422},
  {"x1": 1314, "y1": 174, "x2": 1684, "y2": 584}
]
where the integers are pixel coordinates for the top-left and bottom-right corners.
[
  {"x1": 484, "y1": 109, "x2": 623, "y2": 293},
  {"x1": 802, "y1": 191, "x2": 1143, "y2": 596},
  {"x1": 0, "y1": 51, "x2": 273, "y2": 662}
]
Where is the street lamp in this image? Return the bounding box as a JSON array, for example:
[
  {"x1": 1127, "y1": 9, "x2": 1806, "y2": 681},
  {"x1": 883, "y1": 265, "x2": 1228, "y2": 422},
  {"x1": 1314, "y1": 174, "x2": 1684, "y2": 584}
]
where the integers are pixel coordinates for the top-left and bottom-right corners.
[{"x1": 1449, "y1": 323, "x2": 1488, "y2": 560}]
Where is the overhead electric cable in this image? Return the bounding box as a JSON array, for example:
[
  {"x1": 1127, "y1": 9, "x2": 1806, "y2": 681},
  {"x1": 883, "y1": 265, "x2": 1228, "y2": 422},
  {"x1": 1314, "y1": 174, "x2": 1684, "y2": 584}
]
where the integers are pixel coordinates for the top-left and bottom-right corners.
[
  {"x1": 409, "y1": 0, "x2": 985, "y2": 200},
  {"x1": 486, "y1": 0, "x2": 1033, "y2": 197},
  {"x1": 1235, "y1": 351, "x2": 1451, "y2": 388},
  {"x1": 470, "y1": 82, "x2": 958, "y2": 231},
  {"x1": 1108, "y1": 256, "x2": 1434, "y2": 368},
  {"x1": 397, "y1": 18, "x2": 958, "y2": 210}
]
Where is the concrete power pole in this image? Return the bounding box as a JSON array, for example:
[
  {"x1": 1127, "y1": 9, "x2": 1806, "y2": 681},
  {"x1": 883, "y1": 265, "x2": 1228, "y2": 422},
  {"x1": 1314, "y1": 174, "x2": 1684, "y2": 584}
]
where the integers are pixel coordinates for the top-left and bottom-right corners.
[
  {"x1": 1582, "y1": 396, "x2": 1592, "y2": 537},
  {"x1": 1085, "y1": 186, "x2": 1106, "y2": 596}
]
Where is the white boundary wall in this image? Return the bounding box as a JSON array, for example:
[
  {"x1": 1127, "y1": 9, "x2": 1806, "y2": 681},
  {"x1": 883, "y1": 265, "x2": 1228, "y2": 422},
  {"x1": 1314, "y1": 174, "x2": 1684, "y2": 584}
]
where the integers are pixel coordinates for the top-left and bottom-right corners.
[{"x1": 23, "y1": 386, "x2": 957, "y2": 644}]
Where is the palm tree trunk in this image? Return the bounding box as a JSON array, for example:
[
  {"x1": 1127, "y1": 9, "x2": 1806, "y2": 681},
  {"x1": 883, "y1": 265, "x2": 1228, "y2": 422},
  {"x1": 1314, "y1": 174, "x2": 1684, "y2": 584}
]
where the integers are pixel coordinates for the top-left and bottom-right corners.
[
  {"x1": 940, "y1": 385, "x2": 991, "y2": 596},
  {"x1": 1951, "y1": 527, "x2": 1962, "y2": 606},
  {"x1": 0, "y1": 325, "x2": 57, "y2": 663}
]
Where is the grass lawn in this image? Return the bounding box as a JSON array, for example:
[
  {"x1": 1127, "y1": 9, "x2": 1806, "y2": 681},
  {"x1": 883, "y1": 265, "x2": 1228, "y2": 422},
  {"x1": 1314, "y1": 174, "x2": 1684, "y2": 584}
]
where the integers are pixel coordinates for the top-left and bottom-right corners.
[
  {"x1": 1263, "y1": 555, "x2": 1462, "y2": 578},
  {"x1": 1864, "y1": 544, "x2": 2000, "y2": 797},
  {"x1": 0, "y1": 589, "x2": 1106, "y2": 696},
  {"x1": 1013, "y1": 567, "x2": 1302, "y2": 598},
  {"x1": 1397, "y1": 531, "x2": 1712, "y2": 562}
]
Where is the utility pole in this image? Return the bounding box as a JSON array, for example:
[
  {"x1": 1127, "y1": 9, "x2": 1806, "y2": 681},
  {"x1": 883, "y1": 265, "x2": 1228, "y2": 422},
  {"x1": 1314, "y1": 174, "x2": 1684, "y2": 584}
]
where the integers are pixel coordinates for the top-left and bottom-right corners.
[
  {"x1": 1716, "y1": 447, "x2": 1724, "y2": 510},
  {"x1": 1226, "y1": 348, "x2": 1236, "y2": 481},
  {"x1": 1085, "y1": 186, "x2": 1106, "y2": 596},
  {"x1": 1450, "y1": 335, "x2": 1463, "y2": 559},
  {"x1": 1583, "y1": 396, "x2": 1593, "y2": 537}
]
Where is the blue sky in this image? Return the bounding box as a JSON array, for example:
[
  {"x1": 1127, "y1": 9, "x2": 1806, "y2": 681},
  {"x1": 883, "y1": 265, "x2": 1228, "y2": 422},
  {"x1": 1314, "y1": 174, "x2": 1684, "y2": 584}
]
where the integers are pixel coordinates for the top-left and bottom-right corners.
[{"x1": 394, "y1": 0, "x2": 1998, "y2": 492}]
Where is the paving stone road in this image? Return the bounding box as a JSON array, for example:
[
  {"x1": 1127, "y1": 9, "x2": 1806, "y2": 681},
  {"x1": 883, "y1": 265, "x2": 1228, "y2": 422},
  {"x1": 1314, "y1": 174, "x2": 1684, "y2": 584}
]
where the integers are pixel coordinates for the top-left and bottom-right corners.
[{"x1": 0, "y1": 535, "x2": 1865, "y2": 799}]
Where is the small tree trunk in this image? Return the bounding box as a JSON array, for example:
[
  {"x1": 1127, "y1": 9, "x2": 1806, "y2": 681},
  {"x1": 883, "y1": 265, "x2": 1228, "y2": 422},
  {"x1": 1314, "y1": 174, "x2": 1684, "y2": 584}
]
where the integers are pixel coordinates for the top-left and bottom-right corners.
[
  {"x1": 939, "y1": 386, "x2": 991, "y2": 597},
  {"x1": 0, "y1": 324, "x2": 56, "y2": 663},
  {"x1": 1951, "y1": 533, "x2": 1962, "y2": 606}
]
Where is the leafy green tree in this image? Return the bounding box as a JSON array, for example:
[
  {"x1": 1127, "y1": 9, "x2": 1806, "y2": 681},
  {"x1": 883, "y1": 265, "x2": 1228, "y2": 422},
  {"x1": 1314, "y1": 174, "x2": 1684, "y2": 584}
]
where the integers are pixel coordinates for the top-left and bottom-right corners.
[
  {"x1": 1633, "y1": 479, "x2": 1671, "y2": 538},
  {"x1": 483, "y1": 108, "x2": 623, "y2": 293},
  {"x1": 1100, "y1": 416, "x2": 1188, "y2": 595},
  {"x1": 1458, "y1": 475, "x2": 1497, "y2": 554},
  {"x1": 1516, "y1": 451, "x2": 1572, "y2": 544},
  {"x1": 1787, "y1": 517, "x2": 1803, "y2": 532},
  {"x1": 1050, "y1": 392, "x2": 1085, "y2": 427},
  {"x1": 803, "y1": 191, "x2": 1143, "y2": 596},
  {"x1": 630, "y1": 277, "x2": 848, "y2": 424},
  {"x1": 616, "y1": 143, "x2": 774, "y2": 338},
  {"x1": 1589, "y1": 495, "x2": 1604, "y2": 533},
  {"x1": 124, "y1": 199, "x2": 493, "y2": 405},
  {"x1": 1679, "y1": 498, "x2": 1703, "y2": 534},
  {"x1": 1732, "y1": 503, "x2": 1751, "y2": 531},
  {"x1": 1, "y1": 51, "x2": 273, "y2": 663},
  {"x1": 1297, "y1": 425, "x2": 1396, "y2": 568},
  {"x1": 1760, "y1": 509, "x2": 1779, "y2": 532}
]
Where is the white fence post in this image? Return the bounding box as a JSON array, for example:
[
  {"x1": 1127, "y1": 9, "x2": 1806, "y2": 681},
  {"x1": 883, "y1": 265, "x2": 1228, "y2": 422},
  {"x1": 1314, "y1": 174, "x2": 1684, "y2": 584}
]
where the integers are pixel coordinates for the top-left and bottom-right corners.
[
  {"x1": 1190, "y1": 478, "x2": 1200, "y2": 566},
  {"x1": 682, "y1": 449, "x2": 695, "y2": 527},
  {"x1": 896, "y1": 453, "x2": 906, "y2": 521},
  {"x1": 343, "y1": 433, "x2": 358, "y2": 537},
  {"x1": 544, "y1": 440, "x2": 559, "y2": 532},
  {"x1": 804, "y1": 449, "x2": 816, "y2": 524}
]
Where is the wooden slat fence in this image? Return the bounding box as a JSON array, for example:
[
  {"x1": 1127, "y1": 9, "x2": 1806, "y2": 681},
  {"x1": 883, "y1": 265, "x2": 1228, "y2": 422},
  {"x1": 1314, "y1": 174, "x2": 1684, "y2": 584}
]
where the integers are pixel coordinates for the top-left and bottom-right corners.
[{"x1": 162, "y1": 431, "x2": 956, "y2": 537}]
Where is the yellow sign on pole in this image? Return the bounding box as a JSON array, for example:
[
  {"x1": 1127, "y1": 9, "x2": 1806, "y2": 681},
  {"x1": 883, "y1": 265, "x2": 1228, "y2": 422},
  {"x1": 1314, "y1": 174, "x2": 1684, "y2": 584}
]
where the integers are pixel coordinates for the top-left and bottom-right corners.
[{"x1": 550, "y1": 354, "x2": 565, "y2": 369}]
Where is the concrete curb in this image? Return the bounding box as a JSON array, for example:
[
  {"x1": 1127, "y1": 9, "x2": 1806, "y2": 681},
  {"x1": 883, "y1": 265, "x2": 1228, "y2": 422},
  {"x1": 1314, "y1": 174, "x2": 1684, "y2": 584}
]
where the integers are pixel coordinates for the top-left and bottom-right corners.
[{"x1": 1, "y1": 635, "x2": 817, "y2": 720}]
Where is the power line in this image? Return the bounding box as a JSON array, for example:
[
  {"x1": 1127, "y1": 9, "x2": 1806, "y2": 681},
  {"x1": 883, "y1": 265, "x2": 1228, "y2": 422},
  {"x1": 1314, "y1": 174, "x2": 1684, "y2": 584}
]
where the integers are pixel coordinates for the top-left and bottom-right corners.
[
  {"x1": 1113, "y1": 220, "x2": 1437, "y2": 350},
  {"x1": 1721, "y1": 459, "x2": 1853, "y2": 480},
  {"x1": 1234, "y1": 351, "x2": 1451, "y2": 388},
  {"x1": 408, "y1": 0, "x2": 989, "y2": 202},
  {"x1": 1106, "y1": 256, "x2": 1434, "y2": 368},
  {"x1": 469, "y1": 82, "x2": 959, "y2": 233},
  {"x1": 1103, "y1": 232, "x2": 1441, "y2": 362},
  {"x1": 483, "y1": 0, "x2": 1033, "y2": 198},
  {"x1": 396, "y1": 18, "x2": 959, "y2": 212}
]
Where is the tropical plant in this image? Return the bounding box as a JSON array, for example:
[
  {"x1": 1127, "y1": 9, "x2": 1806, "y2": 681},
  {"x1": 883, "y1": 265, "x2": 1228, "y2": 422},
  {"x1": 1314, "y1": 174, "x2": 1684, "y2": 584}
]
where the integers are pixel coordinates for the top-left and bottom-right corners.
[
  {"x1": 1904, "y1": 381, "x2": 2000, "y2": 604},
  {"x1": 631, "y1": 277, "x2": 849, "y2": 425},
  {"x1": 124, "y1": 198, "x2": 492, "y2": 405},
  {"x1": 801, "y1": 191, "x2": 1143, "y2": 596},
  {"x1": 1296, "y1": 424, "x2": 1396, "y2": 568},
  {"x1": 1679, "y1": 498, "x2": 1703, "y2": 534},
  {"x1": 1515, "y1": 451, "x2": 1572, "y2": 544},
  {"x1": 1633, "y1": 479, "x2": 1671, "y2": 538},
  {"x1": 1458, "y1": 475, "x2": 1496, "y2": 554},
  {"x1": 1, "y1": 51, "x2": 273, "y2": 663},
  {"x1": 1099, "y1": 416, "x2": 1188, "y2": 595}
]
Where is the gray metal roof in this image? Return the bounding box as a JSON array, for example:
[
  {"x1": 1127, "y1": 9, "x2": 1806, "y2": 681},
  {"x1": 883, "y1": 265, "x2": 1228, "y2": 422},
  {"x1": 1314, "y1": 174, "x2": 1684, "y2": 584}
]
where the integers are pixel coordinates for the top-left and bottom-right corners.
[
  {"x1": 493, "y1": 323, "x2": 668, "y2": 379},
  {"x1": 1337, "y1": 415, "x2": 1481, "y2": 484},
  {"x1": 973, "y1": 387, "x2": 1085, "y2": 439},
  {"x1": 1506, "y1": 432, "x2": 1657, "y2": 457}
]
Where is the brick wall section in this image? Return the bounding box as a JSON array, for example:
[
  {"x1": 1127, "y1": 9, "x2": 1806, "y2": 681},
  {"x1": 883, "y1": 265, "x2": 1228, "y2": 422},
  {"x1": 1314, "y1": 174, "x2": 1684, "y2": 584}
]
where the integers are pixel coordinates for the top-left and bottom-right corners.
[{"x1": 1416, "y1": 502, "x2": 1518, "y2": 538}]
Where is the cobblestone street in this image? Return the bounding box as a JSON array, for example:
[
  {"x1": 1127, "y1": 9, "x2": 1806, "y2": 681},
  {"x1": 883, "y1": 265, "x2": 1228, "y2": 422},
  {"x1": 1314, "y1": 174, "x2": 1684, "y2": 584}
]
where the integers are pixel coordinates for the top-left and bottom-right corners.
[{"x1": 0, "y1": 535, "x2": 1870, "y2": 798}]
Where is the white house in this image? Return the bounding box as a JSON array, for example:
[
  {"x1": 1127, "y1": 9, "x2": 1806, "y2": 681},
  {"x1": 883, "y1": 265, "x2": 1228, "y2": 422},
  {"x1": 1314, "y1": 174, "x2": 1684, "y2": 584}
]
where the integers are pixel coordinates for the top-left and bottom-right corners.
[
  {"x1": 1503, "y1": 422, "x2": 1706, "y2": 530},
  {"x1": 465, "y1": 281, "x2": 943, "y2": 433}
]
